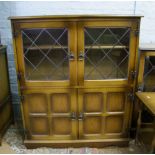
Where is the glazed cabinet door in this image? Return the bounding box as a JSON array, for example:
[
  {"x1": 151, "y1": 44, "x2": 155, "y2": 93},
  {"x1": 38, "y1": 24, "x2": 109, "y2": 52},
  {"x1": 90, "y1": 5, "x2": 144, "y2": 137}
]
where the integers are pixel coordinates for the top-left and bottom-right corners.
[
  {"x1": 22, "y1": 88, "x2": 77, "y2": 140},
  {"x1": 138, "y1": 51, "x2": 155, "y2": 91},
  {"x1": 77, "y1": 20, "x2": 138, "y2": 86},
  {"x1": 78, "y1": 88, "x2": 132, "y2": 139},
  {"x1": 15, "y1": 21, "x2": 77, "y2": 87},
  {"x1": 77, "y1": 20, "x2": 139, "y2": 140}
]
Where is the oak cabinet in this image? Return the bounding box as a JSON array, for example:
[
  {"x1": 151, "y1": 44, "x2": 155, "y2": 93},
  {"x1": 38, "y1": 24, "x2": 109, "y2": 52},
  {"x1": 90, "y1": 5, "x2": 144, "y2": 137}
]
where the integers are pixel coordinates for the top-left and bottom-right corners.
[
  {"x1": 10, "y1": 15, "x2": 141, "y2": 148},
  {"x1": 0, "y1": 46, "x2": 12, "y2": 145},
  {"x1": 135, "y1": 46, "x2": 155, "y2": 152}
]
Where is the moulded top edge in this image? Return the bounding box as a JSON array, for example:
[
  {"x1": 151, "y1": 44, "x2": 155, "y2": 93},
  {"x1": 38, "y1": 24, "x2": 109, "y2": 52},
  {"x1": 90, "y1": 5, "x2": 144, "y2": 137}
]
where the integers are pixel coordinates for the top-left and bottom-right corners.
[{"x1": 8, "y1": 14, "x2": 143, "y2": 20}]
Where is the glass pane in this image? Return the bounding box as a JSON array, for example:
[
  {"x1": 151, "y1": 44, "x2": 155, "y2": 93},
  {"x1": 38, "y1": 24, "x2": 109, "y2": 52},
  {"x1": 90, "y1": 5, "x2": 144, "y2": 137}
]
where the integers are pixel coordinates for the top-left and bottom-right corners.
[
  {"x1": 84, "y1": 27, "x2": 130, "y2": 80},
  {"x1": 143, "y1": 56, "x2": 155, "y2": 91},
  {"x1": 22, "y1": 28, "x2": 69, "y2": 81}
]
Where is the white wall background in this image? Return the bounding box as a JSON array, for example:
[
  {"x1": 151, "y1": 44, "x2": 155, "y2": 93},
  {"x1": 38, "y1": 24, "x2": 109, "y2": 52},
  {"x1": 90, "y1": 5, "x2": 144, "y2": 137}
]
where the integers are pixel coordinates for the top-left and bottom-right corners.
[
  {"x1": 1, "y1": 1, "x2": 155, "y2": 44},
  {"x1": 0, "y1": 1, "x2": 155, "y2": 110}
]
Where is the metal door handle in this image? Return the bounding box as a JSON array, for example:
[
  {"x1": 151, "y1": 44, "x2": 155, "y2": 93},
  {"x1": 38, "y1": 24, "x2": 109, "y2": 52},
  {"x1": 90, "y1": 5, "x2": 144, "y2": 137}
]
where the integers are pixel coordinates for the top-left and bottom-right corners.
[
  {"x1": 70, "y1": 112, "x2": 77, "y2": 120},
  {"x1": 78, "y1": 112, "x2": 84, "y2": 120},
  {"x1": 78, "y1": 52, "x2": 84, "y2": 61},
  {"x1": 69, "y1": 52, "x2": 75, "y2": 60}
]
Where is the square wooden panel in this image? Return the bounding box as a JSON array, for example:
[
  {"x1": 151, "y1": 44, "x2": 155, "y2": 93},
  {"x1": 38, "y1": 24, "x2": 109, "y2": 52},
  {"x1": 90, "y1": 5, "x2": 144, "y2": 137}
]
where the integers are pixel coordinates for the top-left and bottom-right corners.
[
  {"x1": 84, "y1": 93, "x2": 103, "y2": 112},
  {"x1": 27, "y1": 94, "x2": 47, "y2": 113},
  {"x1": 83, "y1": 116, "x2": 102, "y2": 134},
  {"x1": 52, "y1": 117, "x2": 71, "y2": 135},
  {"x1": 30, "y1": 117, "x2": 49, "y2": 135},
  {"x1": 107, "y1": 92, "x2": 125, "y2": 112},
  {"x1": 105, "y1": 115, "x2": 123, "y2": 133},
  {"x1": 51, "y1": 93, "x2": 70, "y2": 113}
]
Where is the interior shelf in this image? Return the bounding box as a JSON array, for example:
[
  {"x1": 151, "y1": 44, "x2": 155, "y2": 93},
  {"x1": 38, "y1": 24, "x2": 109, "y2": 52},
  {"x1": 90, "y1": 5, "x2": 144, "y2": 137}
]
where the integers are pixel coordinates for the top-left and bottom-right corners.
[
  {"x1": 24, "y1": 45, "x2": 68, "y2": 50},
  {"x1": 24, "y1": 45, "x2": 128, "y2": 50},
  {"x1": 85, "y1": 45, "x2": 128, "y2": 49}
]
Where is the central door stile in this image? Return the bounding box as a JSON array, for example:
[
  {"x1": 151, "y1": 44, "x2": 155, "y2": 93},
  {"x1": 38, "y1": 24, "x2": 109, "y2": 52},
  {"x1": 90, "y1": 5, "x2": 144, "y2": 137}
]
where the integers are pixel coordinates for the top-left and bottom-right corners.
[
  {"x1": 77, "y1": 89, "x2": 83, "y2": 139},
  {"x1": 70, "y1": 88, "x2": 78, "y2": 139},
  {"x1": 68, "y1": 22, "x2": 78, "y2": 87},
  {"x1": 77, "y1": 22, "x2": 85, "y2": 86}
]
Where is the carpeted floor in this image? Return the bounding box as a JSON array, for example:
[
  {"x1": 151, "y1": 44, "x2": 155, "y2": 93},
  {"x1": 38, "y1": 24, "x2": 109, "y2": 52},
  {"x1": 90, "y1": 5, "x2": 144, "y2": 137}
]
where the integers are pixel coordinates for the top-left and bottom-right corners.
[{"x1": 0, "y1": 125, "x2": 146, "y2": 154}]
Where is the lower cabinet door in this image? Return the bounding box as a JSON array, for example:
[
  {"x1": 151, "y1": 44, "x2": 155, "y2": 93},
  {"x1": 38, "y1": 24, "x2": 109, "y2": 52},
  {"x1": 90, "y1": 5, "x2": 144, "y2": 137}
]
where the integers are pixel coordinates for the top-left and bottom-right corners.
[
  {"x1": 78, "y1": 88, "x2": 132, "y2": 140},
  {"x1": 22, "y1": 88, "x2": 77, "y2": 140},
  {"x1": 22, "y1": 87, "x2": 132, "y2": 141}
]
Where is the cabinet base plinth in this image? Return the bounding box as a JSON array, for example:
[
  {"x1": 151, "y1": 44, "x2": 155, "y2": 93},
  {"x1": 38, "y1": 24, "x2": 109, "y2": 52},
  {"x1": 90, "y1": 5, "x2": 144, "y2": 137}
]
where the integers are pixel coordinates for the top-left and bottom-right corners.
[{"x1": 24, "y1": 139, "x2": 129, "y2": 149}]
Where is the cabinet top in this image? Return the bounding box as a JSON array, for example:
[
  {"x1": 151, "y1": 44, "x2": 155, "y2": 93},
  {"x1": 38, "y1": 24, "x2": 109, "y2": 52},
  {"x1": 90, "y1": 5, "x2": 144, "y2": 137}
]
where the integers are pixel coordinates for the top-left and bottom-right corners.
[
  {"x1": 136, "y1": 92, "x2": 155, "y2": 115},
  {"x1": 8, "y1": 14, "x2": 143, "y2": 20}
]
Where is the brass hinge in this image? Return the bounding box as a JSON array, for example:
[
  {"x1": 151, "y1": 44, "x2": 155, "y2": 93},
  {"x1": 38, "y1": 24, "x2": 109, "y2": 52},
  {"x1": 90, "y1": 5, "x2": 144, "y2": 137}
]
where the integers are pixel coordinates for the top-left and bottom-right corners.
[
  {"x1": 134, "y1": 30, "x2": 139, "y2": 36},
  {"x1": 130, "y1": 70, "x2": 137, "y2": 80}
]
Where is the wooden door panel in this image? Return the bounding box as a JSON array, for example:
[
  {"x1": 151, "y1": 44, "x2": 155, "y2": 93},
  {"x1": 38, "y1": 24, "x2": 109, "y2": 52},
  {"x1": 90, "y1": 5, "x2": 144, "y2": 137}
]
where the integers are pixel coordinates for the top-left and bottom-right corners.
[
  {"x1": 30, "y1": 116, "x2": 49, "y2": 135},
  {"x1": 78, "y1": 89, "x2": 103, "y2": 139},
  {"x1": 28, "y1": 94, "x2": 48, "y2": 113},
  {"x1": 22, "y1": 88, "x2": 77, "y2": 140},
  {"x1": 50, "y1": 93, "x2": 70, "y2": 113},
  {"x1": 52, "y1": 117, "x2": 71, "y2": 135},
  {"x1": 78, "y1": 88, "x2": 131, "y2": 139},
  {"x1": 107, "y1": 92, "x2": 125, "y2": 112},
  {"x1": 83, "y1": 116, "x2": 103, "y2": 134},
  {"x1": 84, "y1": 93, "x2": 103, "y2": 112},
  {"x1": 105, "y1": 115, "x2": 124, "y2": 133}
]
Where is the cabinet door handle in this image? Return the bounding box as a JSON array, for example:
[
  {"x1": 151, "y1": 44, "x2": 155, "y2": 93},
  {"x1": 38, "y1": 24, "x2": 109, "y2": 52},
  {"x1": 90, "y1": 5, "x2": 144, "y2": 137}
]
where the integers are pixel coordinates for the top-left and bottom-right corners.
[
  {"x1": 78, "y1": 52, "x2": 84, "y2": 61},
  {"x1": 69, "y1": 52, "x2": 75, "y2": 60},
  {"x1": 70, "y1": 112, "x2": 77, "y2": 120},
  {"x1": 78, "y1": 112, "x2": 84, "y2": 120}
]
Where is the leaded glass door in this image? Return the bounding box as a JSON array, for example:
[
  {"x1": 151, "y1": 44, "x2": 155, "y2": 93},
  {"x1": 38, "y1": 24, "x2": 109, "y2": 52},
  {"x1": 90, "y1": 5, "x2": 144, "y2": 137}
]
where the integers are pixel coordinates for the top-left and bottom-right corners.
[
  {"x1": 78, "y1": 21, "x2": 137, "y2": 86},
  {"x1": 16, "y1": 22, "x2": 77, "y2": 87},
  {"x1": 138, "y1": 51, "x2": 155, "y2": 92}
]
